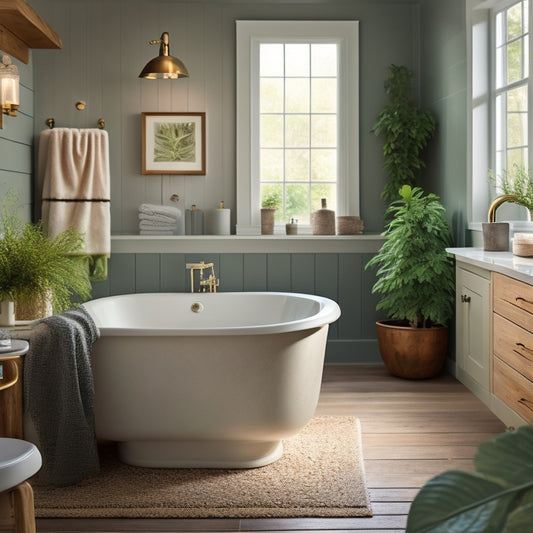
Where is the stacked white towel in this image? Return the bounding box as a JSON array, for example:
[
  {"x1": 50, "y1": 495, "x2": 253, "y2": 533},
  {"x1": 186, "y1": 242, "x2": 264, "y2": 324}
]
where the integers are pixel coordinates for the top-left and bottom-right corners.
[{"x1": 139, "y1": 203, "x2": 181, "y2": 235}]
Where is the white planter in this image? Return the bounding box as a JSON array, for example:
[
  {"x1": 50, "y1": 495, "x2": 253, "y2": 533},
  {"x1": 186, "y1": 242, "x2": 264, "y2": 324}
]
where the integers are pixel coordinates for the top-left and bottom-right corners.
[{"x1": 0, "y1": 301, "x2": 15, "y2": 327}]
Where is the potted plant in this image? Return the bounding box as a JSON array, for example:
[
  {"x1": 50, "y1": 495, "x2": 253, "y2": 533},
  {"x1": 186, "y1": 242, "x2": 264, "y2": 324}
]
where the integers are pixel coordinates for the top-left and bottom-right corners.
[
  {"x1": 365, "y1": 185, "x2": 455, "y2": 379},
  {"x1": 0, "y1": 206, "x2": 92, "y2": 322},
  {"x1": 260, "y1": 190, "x2": 282, "y2": 235},
  {"x1": 489, "y1": 163, "x2": 533, "y2": 220},
  {"x1": 406, "y1": 425, "x2": 533, "y2": 532},
  {"x1": 372, "y1": 65, "x2": 436, "y2": 202}
]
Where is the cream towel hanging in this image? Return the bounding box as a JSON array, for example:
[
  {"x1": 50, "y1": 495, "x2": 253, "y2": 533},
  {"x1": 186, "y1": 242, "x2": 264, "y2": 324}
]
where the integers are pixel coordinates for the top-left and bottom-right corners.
[{"x1": 39, "y1": 128, "x2": 111, "y2": 281}]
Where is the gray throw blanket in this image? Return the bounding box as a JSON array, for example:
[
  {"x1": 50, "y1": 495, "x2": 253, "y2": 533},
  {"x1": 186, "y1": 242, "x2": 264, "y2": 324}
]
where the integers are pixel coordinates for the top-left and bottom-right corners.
[{"x1": 24, "y1": 305, "x2": 100, "y2": 486}]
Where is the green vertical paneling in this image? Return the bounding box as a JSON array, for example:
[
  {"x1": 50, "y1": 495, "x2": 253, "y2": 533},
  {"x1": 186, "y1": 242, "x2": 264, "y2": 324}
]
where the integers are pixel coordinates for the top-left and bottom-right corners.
[
  {"x1": 135, "y1": 254, "x2": 160, "y2": 292},
  {"x1": 362, "y1": 252, "x2": 384, "y2": 335},
  {"x1": 160, "y1": 254, "x2": 186, "y2": 292},
  {"x1": 108, "y1": 254, "x2": 135, "y2": 295},
  {"x1": 291, "y1": 254, "x2": 315, "y2": 294},
  {"x1": 90, "y1": 276, "x2": 110, "y2": 300},
  {"x1": 267, "y1": 254, "x2": 291, "y2": 292},
  {"x1": 338, "y1": 254, "x2": 362, "y2": 339},
  {"x1": 219, "y1": 254, "x2": 244, "y2": 292},
  {"x1": 315, "y1": 254, "x2": 339, "y2": 339},
  {"x1": 243, "y1": 254, "x2": 267, "y2": 291}
]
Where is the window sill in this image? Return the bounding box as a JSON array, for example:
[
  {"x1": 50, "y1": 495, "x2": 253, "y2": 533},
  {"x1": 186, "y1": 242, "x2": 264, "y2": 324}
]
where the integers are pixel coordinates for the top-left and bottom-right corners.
[{"x1": 111, "y1": 234, "x2": 385, "y2": 254}]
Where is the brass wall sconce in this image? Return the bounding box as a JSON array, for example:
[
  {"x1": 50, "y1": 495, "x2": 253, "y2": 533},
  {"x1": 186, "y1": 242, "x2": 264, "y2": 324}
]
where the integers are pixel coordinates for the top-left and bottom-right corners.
[
  {"x1": 0, "y1": 55, "x2": 19, "y2": 129},
  {"x1": 139, "y1": 32, "x2": 189, "y2": 79}
]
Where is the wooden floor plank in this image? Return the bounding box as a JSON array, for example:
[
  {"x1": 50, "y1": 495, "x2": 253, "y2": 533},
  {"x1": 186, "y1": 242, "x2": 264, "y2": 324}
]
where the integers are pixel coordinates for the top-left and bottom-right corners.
[{"x1": 24, "y1": 365, "x2": 508, "y2": 533}]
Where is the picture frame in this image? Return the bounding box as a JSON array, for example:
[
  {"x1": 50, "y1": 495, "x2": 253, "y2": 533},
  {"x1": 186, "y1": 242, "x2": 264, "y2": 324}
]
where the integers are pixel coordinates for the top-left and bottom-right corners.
[{"x1": 142, "y1": 112, "x2": 206, "y2": 175}]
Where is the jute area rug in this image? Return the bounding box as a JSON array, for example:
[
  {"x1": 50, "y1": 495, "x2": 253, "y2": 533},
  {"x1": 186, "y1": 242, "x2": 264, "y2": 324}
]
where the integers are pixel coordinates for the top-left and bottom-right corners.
[{"x1": 33, "y1": 416, "x2": 372, "y2": 519}]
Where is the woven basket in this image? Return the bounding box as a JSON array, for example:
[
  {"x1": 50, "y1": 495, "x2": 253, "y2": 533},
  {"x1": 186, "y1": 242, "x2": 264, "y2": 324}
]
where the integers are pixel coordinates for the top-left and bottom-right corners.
[{"x1": 337, "y1": 216, "x2": 364, "y2": 235}]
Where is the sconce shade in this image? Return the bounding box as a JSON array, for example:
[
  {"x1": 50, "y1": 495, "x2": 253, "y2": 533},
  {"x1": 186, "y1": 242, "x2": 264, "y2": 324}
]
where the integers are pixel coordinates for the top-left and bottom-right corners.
[
  {"x1": 0, "y1": 55, "x2": 19, "y2": 127},
  {"x1": 139, "y1": 32, "x2": 189, "y2": 79}
]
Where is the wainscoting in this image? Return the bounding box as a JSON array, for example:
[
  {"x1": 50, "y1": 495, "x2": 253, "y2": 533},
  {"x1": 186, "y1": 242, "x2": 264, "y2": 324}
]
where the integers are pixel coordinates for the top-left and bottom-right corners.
[{"x1": 91, "y1": 245, "x2": 384, "y2": 364}]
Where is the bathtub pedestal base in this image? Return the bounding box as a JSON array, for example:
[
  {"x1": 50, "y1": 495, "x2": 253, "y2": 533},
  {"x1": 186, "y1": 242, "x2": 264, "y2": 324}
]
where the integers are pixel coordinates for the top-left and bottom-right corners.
[{"x1": 117, "y1": 439, "x2": 284, "y2": 469}]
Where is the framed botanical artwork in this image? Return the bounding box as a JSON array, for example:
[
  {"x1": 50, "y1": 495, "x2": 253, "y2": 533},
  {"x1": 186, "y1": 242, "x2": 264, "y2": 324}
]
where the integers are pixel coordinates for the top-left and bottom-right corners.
[{"x1": 142, "y1": 112, "x2": 206, "y2": 175}]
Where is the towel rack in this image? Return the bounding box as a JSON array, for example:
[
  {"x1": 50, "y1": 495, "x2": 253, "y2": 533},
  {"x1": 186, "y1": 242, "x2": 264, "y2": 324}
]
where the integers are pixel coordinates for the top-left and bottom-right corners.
[{"x1": 45, "y1": 118, "x2": 105, "y2": 129}]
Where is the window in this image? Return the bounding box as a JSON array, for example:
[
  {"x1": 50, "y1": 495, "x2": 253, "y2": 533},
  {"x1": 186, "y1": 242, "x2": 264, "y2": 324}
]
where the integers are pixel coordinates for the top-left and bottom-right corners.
[
  {"x1": 468, "y1": 0, "x2": 531, "y2": 224},
  {"x1": 236, "y1": 21, "x2": 359, "y2": 234},
  {"x1": 494, "y1": 0, "x2": 529, "y2": 176}
]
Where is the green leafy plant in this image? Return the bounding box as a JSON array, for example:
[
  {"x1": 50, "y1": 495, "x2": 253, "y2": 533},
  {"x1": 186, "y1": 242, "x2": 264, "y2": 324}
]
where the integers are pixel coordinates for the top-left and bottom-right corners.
[
  {"x1": 0, "y1": 205, "x2": 92, "y2": 315},
  {"x1": 154, "y1": 122, "x2": 196, "y2": 162},
  {"x1": 406, "y1": 425, "x2": 533, "y2": 532},
  {"x1": 372, "y1": 65, "x2": 436, "y2": 202},
  {"x1": 261, "y1": 190, "x2": 282, "y2": 210},
  {"x1": 365, "y1": 185, "x2": 454, "y2": 328},
  {"x1": 490, "y1": 164, "x2": 533, "y2": 217}
]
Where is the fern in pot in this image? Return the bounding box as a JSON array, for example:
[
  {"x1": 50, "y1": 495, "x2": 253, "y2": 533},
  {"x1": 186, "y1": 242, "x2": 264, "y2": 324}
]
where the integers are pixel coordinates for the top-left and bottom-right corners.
[
  {"x1": 0, "y1": 206, "x2": 92, "y2": 322},
  {"x1": 365, "y1": 185, "x2": 455, "y2": 379}
]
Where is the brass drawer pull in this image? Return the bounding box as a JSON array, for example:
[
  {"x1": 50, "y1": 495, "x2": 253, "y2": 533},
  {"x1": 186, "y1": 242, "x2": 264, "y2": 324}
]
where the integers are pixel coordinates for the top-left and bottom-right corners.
[
  {"x1": 515, "y1": 296, "x2": 533, "y2": 313},
  {"x1": 515, "y1": 342, "x2": 533, "y2": 362}
]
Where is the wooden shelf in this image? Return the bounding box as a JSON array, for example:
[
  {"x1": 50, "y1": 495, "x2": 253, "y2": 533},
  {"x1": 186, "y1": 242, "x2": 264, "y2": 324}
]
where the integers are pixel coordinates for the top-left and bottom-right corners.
[{"x1": 0, "y1": 0, "x2": 62, "y2": 64}]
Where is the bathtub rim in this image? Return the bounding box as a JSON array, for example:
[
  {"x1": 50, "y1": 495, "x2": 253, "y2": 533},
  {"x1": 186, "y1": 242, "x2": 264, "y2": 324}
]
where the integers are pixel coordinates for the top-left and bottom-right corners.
[{"x1": 83, "y1": 291, "x2": 340, "y2": 336}]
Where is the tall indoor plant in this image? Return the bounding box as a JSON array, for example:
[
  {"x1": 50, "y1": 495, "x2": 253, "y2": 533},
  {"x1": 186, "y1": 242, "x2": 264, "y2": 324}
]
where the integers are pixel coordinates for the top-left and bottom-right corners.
[
  {"x1": 372, "y1": 65, "x2": 436, "y2": 202},
  {"x1": 366, "y1": 185, "x2": 455, "y2": 379},
  {"x1": 0, "y1": 206, "x2": 92, "y2": 321}
]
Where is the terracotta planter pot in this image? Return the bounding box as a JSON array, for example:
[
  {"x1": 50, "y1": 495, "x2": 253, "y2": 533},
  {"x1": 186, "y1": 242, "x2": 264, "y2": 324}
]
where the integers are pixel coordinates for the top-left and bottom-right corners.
[
  {"x1": 261, "y1": 208, "x2": 276, "y2": 235},
  {"x1": 376, "y1": 320, "x2": 448, "y2": 379}
]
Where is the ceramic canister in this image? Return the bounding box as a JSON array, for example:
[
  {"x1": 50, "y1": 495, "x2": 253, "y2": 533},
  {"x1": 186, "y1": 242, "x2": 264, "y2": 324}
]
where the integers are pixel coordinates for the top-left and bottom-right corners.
[
  {"x1": 185, "y1": 205, "x2": 204, "y2": 235},
  {"x1": 205, "y1": 202, "x2": 231, "y2": 235}
]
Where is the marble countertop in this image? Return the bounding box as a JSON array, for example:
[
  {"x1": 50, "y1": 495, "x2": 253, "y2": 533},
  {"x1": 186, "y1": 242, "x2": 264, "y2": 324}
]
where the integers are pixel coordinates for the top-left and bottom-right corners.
[{"x1": 447, "y1": 247, "x2": 533, "y2": 285}]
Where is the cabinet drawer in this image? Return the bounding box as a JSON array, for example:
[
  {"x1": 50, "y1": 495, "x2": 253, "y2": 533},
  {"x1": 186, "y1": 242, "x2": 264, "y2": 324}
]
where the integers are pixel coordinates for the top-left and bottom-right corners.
[
  {"x1": 493, "y1": 273, "x2": 533, "y2": 333},
  {"x1": 493, "y1": 356, "x2": 533, "y2": 424},
  {"x1": 493, "y1": 313, "x2": 533, "y2": 382}
]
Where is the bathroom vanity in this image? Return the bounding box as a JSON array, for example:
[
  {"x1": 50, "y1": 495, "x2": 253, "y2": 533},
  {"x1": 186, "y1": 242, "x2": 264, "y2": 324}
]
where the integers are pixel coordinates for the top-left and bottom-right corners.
[{"x1": 448, "y1": 248, "x2": 533, "y2": 427}]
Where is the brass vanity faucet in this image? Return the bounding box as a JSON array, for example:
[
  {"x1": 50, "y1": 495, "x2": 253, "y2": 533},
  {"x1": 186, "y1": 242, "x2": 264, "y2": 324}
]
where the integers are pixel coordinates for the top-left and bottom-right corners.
[{"x1": 185, "y1": 261, "x2": 219, "y2": 293}]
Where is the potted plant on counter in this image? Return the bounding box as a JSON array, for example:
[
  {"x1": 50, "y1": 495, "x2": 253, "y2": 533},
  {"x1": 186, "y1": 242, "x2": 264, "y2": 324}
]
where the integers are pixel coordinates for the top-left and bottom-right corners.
[
  {"x1": 0, "y1": 206, "x2": 92, "y2": 322},
  {"x1": 260, "y1": 190, "x2": 282, "y2": 235},
  {"x1": 365, "y1": 185, "x2": 455, "y2": 379}
]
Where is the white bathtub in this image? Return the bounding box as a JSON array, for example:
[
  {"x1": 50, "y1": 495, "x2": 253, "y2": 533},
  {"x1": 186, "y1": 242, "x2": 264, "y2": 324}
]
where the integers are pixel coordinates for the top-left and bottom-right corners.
[{"x1": 84, "y1": 292, "x2": 340, "y2": 468}]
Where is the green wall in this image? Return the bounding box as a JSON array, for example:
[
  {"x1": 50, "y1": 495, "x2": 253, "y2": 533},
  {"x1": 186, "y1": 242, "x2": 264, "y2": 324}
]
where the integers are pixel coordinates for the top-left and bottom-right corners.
[
  {"x1": 0, "y1": 52, "x2": 34, "y2": 224},
  {"x1": 420, "y1": 0, "x2": 468, "y2": 246},
  {"x1": 1, "y1": 0, "x2": 470, "y2": 363}
]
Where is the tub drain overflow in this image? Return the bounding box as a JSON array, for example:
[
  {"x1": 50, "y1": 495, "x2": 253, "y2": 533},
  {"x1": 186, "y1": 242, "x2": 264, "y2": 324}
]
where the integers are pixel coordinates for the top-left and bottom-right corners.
[{"x1": 191, "y1": 302, "x2": 204, "y2": 313}]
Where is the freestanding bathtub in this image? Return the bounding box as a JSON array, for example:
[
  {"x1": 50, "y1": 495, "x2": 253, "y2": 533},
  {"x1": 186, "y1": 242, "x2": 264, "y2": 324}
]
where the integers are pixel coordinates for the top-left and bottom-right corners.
[{"x1": 84, "y1": 292, "x2": 340, "y2": 468}]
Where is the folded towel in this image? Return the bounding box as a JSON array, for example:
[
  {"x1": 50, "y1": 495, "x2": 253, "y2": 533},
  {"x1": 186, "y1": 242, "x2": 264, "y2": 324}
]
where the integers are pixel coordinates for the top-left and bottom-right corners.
[
  {"x1": 139, "y1": 203, "x2": 181, "y2": 219},
  {"x1": 24, "y1": 306, "x2": 100, "y2": 486},
  {"x1": 139, "y1": 212, "x2": 181, "y2": 225},
  {"x1": 140, "y1": 229, "x2": 175, "y2": 235},
  {"x1": 139, "y1": 220, "x2": 177, "y2": 230},
  {"x1": 38, "y1": 128, "x2": 111, "y2": 281}
]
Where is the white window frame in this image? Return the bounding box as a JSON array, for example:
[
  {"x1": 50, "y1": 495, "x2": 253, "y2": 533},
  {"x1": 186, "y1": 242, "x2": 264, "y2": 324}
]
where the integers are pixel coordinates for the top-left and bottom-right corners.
[
  {"x1": 467, "y1": 0, "x2": 532, "y2": 225},
  {"x1": 236, "y1": 20, "x2": 359, "y2": 235}
]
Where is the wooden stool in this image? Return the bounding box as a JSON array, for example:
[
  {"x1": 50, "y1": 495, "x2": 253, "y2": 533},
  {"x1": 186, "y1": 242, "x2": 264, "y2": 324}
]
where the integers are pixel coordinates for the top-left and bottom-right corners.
[{"x1": 0, "y1": 439, "x2": 42, "y2": 533}]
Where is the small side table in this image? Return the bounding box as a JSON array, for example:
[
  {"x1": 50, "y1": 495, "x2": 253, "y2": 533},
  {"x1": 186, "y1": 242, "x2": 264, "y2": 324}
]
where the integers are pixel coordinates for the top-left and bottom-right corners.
[{"x1": 0, "y1": 340, "x2": 29, "y2": 439}]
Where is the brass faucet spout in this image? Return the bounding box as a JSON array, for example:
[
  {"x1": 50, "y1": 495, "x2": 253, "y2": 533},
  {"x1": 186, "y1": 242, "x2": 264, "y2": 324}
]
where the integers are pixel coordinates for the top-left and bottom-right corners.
[{"x1": 487, "y1": 194, "x2": 521, "y2": 222}]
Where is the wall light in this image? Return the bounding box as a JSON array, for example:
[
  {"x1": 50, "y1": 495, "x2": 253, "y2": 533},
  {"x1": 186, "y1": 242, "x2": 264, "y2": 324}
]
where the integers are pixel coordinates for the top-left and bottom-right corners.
[
  {"x1": 0, "y1": 55, "x2": 19, "y2": 129},
  {"x1": 139, "y1": 32, "x2": 189, "y2": 79}
]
